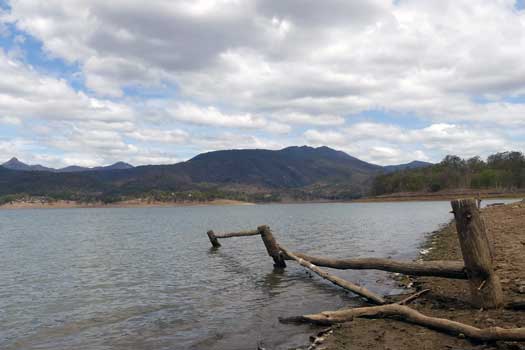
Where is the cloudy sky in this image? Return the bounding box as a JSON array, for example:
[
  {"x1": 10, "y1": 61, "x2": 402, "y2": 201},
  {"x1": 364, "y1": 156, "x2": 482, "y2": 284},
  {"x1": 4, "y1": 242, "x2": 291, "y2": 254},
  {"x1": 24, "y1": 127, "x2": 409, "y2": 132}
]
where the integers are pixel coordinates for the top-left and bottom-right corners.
[{"x1": 0, "y1": 0, "x2": 524, "y2": 167}]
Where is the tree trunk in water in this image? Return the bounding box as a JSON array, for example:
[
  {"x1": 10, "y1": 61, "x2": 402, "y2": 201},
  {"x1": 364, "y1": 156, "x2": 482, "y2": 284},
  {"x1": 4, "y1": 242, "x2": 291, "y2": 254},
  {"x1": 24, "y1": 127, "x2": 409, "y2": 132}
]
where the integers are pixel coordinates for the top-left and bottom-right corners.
[
  {"x1": 258, "y1": 225, "x2": 286, "y2": 268},
  {"x1": 207, "y1": 230, "x2": 221, "y2": 248}
]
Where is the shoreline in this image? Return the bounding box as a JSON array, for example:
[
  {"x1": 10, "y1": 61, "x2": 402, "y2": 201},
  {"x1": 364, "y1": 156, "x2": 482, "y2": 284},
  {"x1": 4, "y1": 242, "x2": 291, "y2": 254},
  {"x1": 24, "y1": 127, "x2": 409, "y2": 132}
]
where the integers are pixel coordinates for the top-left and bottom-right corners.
[
  {"x1": 2, "y1": 192, "x2": 522, "y2": 210},
  {"x1": 323, "y1": 200, "x2": 525, "y2": 349},
  {"x1": 0, "y1": 199, "x2": 255, "y2": 210}
]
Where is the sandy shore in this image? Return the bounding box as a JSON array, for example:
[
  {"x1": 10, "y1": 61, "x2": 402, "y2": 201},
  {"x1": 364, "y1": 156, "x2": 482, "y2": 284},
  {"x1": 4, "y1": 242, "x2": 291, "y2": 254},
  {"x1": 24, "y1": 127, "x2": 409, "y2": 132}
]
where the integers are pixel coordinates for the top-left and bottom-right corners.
[
  {"x1": 321, "y1": 201, "x2": 525, "y2": 350},
  {"x1": 0, "y1": 199, "x2": 255, "y2": 210}
]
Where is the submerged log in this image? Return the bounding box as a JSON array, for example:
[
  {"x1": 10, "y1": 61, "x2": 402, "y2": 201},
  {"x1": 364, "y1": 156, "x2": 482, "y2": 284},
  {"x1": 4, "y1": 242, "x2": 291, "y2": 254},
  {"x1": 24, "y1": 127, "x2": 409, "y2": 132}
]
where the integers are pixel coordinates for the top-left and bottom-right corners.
[
  {"x1": 285, "y1": 253, "x2": 467, "y2": 279},
  {"x1": 280, "y1": 246, "x2": 385, "y2": 305},
  {"x1": 451, "y1": 199, "x2": 504, "y2": 308},
  {"x1": 259, "y1": 225, "x2": 286, "y2": 268},
  {"x1": 280, "y1": 304, "x2": 525, "y2": 341}
]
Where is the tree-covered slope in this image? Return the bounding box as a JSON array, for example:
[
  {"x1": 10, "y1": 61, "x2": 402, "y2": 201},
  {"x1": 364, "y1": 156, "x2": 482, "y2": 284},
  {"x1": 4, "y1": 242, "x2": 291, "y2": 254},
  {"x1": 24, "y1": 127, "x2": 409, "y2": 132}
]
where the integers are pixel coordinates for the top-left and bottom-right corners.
[{"x1": 372, "y1": 152, "x2": 525, "y2": 195}]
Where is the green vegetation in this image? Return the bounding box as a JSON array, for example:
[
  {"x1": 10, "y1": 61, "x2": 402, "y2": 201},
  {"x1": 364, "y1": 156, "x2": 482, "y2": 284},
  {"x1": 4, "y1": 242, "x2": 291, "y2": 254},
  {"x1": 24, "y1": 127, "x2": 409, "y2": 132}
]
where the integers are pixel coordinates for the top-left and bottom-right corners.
[{"x1": 372, "y1": 151, "x2": 525, "y2": 195}]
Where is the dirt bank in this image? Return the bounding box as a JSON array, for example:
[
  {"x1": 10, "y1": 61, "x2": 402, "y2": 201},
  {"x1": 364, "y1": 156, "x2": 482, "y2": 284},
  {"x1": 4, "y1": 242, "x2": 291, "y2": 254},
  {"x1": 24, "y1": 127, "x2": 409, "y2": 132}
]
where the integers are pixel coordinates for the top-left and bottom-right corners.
[
  {"x1": 0, "y1": 198, "x2": 255, "y2": 210},
  {"x1": 356, "y1": 189, "x2": 525, "y2": 203},
  {"x1": 322, "y1": 201, "x2": 525, "y2": 350}
]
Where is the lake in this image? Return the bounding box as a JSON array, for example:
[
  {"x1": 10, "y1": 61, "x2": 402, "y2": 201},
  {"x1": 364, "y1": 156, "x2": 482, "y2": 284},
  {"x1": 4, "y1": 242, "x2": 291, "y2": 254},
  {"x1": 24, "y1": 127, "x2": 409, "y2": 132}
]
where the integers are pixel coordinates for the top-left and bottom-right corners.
[{"x1": 0, "y1": 200, "x2": 517, "y2": 349}]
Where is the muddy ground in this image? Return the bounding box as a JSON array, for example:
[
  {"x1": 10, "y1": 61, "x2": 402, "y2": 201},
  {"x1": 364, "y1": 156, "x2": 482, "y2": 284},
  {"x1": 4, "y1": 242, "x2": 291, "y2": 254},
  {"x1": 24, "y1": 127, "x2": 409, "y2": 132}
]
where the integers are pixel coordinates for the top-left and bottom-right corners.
[{"x1": 320, "y1": 201, "x2": 525, "y2": 350}]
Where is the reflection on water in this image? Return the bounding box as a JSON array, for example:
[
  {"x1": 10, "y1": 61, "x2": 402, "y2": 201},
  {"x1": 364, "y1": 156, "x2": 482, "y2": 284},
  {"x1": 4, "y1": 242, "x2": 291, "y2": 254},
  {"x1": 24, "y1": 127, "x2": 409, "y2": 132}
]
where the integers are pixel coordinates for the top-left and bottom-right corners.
[{"x1": 0, "y1": 199, "x2": 518, "y2": 349}]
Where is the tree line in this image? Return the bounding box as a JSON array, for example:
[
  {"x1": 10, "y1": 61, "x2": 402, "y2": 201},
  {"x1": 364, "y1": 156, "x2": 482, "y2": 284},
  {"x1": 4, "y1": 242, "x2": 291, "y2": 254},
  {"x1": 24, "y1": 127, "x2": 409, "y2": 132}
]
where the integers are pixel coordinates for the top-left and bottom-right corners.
[{"x1": 372, "y1": 151, "x2": 525, "y2": 195}]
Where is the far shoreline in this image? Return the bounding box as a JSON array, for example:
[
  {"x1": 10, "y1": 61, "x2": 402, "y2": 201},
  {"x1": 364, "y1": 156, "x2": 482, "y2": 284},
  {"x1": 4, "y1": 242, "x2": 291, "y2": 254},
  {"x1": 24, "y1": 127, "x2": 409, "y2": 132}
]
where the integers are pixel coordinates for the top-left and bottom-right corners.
[
  {"x1": 0, "y1": 199, "x2": 255, "y2": 210},
  {"x1": 2, "y1": 190, "x2": 523, "y2": 210}
]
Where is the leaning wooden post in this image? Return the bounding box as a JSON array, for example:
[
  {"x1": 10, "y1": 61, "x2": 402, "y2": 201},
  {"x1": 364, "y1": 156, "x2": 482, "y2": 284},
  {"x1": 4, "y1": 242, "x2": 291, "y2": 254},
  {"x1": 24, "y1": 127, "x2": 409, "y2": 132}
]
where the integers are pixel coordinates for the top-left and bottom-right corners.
[
  {"x1": 207, "y1": 230, "x2": 221, "y2": 248},
  {"x1": 451, "y1": 199, "x2": 503, "y2": 308},
  {"x1": 258, "y1": 225, "x2": 286, "y2": 268}
]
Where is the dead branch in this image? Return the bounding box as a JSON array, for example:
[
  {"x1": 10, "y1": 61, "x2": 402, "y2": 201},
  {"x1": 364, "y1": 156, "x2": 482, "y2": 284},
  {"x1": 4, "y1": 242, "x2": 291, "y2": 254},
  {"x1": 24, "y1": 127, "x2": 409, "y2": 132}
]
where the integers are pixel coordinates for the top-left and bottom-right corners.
[{"x1": 280, "y1": 303, "x2": 525, "y2": 342}]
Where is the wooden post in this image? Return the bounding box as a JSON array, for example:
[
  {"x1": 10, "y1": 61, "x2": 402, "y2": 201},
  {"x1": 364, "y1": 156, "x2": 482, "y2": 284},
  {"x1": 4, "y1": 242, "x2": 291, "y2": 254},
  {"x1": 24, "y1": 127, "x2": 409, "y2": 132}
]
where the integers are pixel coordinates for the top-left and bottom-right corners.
[
  {"x1": 451, "y1": 199, "x2": 503, "y2": 308},
  {"x1": 207, "y1": 230, "x2": 221, "y2": 248},
  {"x1": 258, "y1": 225, "x2": 286, "y2": 268}
]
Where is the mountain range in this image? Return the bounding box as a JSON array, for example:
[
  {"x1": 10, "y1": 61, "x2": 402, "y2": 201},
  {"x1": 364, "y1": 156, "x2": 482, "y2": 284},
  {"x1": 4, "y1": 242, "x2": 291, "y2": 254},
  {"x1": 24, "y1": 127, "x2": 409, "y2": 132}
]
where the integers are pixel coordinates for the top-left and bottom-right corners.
[
  {"x1": 2, "y1": 157, "x2": 134, "y2": 172},
  {"x1": 0, "y1": 146, "x2": 431, "y2": 202}
]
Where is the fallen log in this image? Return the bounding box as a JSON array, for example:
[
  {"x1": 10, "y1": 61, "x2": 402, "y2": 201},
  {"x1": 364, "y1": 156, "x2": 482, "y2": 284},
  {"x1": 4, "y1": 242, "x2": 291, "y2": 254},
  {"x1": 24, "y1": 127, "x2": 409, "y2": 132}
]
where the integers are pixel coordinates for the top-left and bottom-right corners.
[
  {"x1": 280, "y1": 246, "x2": 385, "y2": 305},
  {"x1": 214, "y1": 229, "x2": 260, "y2": 239},
  {"x1": 286, "y1": 253, "x2": 467, "y2": 279},
  {"x1": 279, "y1": 303, "x2": 525, "y2": 342},
  {"x1": 206, "y1": 229, "x2": 260, "y2": 248}
]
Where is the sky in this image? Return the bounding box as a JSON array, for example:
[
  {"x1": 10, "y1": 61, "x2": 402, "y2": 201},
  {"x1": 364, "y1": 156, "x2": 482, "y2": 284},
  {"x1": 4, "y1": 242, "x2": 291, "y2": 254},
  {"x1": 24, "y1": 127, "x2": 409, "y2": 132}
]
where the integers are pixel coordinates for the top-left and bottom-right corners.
[{"x1": 0, "y1": 0, "x2": 524, "y2": 168}]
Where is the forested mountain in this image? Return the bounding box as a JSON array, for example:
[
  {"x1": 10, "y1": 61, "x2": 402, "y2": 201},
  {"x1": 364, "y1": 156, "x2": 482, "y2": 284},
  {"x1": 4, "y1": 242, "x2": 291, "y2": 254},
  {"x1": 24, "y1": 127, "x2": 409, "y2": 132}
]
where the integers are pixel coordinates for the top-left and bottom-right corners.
[
  {"x1": 372, "y1": 151, "x2": 525, "y2": 195},
  {"x1": 0, "y1": 146, "x2": 424, "y2": 203}
]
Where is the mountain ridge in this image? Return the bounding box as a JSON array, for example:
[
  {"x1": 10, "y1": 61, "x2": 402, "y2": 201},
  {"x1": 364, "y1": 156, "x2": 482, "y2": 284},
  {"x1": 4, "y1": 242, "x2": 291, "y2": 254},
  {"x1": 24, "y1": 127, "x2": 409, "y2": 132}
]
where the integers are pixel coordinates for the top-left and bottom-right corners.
[
  {"x1": 0, "y1": 146, "x2": 432, "y2": 203},
  {"x1": 1, "y1": 158, "x2": 134, "y2": 173}
]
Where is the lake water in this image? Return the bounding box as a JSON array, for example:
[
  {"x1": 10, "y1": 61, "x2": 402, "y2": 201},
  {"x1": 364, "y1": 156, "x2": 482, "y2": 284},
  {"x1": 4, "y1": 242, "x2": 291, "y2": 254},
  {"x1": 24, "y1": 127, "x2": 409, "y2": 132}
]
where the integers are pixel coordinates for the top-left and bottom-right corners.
[{"x1": 0, "y1": 200, "x2": 518, "y2": 349}]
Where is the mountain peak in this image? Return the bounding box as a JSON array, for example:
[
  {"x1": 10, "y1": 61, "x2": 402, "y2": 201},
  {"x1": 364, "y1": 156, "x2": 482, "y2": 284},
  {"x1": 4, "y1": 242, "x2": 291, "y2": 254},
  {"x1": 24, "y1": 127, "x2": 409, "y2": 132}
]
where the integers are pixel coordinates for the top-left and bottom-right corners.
[
  {"x1": 100, "y1": 161, "x2": 134, "y2": 170},
  {"x1": 5, "y1": 157, "x2": 22, "y2": 164},
  {"x1": 2, "y1": 157, "x2": 54, "y2": 172},
  {"x1": 3, "y1": 157, "x2": 29, "y2": 169}
]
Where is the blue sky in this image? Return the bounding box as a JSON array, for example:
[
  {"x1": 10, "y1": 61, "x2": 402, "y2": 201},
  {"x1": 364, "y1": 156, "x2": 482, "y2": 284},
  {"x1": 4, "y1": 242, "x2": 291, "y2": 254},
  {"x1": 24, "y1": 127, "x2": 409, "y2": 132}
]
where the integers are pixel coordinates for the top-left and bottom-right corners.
[{"x1": 0, "y1": 0, "x2": 524, "y2": 167}]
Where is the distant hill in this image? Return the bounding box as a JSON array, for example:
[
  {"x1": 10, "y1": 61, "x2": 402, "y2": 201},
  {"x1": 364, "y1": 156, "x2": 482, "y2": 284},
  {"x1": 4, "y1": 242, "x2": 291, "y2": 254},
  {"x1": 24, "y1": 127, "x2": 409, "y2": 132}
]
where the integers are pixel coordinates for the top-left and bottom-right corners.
[
  {"x1": 0, "y1": 146, "x2": 429, "y2": 203},
  {"x1": 383, "y1": 160, "x2": 433, "y2": 173},
  {"x1": 1, "y1": 158, "x2": 134, "y2": 173}
]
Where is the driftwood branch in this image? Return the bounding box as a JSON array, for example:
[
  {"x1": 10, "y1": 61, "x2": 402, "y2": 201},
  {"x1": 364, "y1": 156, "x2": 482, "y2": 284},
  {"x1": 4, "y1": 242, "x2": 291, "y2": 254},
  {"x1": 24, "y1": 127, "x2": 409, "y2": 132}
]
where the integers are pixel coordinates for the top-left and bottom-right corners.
[
  {"x1": 287, "y1": 253, "x2": 467, "y2": 279},
  {"x1": 396, "y1": 289, "x2": 430, "y2": 305},
  {"x1": 280, "y1": 304, "x2": 525, "y2": 342},
  {"x1": 280, "y1": 246, "x2": 385, "y2": 305}
]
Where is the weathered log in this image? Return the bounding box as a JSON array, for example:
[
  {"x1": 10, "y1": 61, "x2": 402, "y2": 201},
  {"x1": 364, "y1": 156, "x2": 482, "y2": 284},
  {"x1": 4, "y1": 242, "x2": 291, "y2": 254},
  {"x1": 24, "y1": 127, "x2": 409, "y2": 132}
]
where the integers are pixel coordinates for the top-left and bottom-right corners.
[
  {"x1": 285, "y1": 253, "x2": 467, "y2": 279},
  {"x1": 451, "y1": 199, "x2": 504, "y2": 308},
  {"x1": 207, "y1": 230, "x2": 221, "y2": 248},
  {"x1": 280, "y1": 246, "x2": 385, "y2": 305},
  {"x1": 280, "y1": 303, "x2": 525, "y2": 341},
  {"x1": 214, "y1": 229, "x2": 260, "y2": 239},
  {"x1": 258, "y1": 225, "x2": 286, "y2": 268}
]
